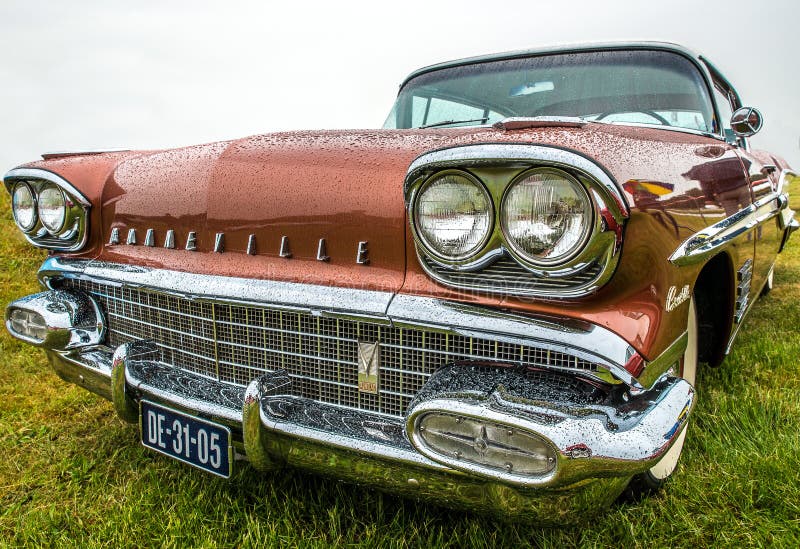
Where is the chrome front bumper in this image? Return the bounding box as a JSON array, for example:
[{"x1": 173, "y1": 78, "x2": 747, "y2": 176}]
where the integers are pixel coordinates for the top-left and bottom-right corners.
[
  {"x1": 7, "y1": 261, "x2": 695, "y2": 522},
  {"x1": 34, "y1": 341, "x2": 692, "y2": 522}
]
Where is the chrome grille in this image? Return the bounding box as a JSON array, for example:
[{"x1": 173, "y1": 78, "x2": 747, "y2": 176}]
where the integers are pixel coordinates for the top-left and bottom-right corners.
[
  {"x1": 420, "y1": 255, "x2": 603, "y2": 296},
  {"x1": 62, "y1": 279, "x2": 599, "y2": 418}
]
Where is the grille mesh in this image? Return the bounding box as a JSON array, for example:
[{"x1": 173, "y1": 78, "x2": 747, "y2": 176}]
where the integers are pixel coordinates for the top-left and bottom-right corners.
[
  {"x1": 62, "y1": 279, "x2": 599, "y2": 418},
  {"x1": 421, "y1": 255, "x2": 602, "y2": 295}
]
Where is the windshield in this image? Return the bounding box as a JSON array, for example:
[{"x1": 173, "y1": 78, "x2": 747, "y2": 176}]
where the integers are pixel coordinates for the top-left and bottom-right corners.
[{"x1": 384, "y1": 49, "x2": 715, "y2": 133}]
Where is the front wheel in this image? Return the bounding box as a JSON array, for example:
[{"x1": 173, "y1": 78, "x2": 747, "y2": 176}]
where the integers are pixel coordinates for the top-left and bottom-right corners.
[{"x1": 625, "y1": 297, "x2": 697, "y2": 497}]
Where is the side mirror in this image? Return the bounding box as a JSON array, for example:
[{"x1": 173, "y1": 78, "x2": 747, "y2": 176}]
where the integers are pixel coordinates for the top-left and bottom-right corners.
[{"x1": 730, "y1": 107, "x2": 763, "y2": 137}]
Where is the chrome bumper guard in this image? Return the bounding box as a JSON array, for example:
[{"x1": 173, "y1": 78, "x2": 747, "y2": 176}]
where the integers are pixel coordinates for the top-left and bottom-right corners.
[{"x1": 7, "y1": 283, "x2": 695, "y2": 521}]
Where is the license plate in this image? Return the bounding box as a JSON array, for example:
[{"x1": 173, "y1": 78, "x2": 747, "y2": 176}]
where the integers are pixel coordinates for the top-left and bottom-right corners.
[{"x1": 140, "y1": 400, "x2": 233, "y2": 478}]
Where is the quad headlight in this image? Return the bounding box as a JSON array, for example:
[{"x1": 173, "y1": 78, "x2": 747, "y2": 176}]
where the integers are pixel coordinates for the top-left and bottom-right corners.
[
  {"x1": 411, "y1": 167, "x2": 596, "y2": 267},
  {"x1": 4, "y1": 169, "x2": 90, "y2": 251},
  {"x1": 405, "y1": 146, "x2": 627, "y2": 298},
  {"x1": 37, "y1": 184, "x2": 67, "y2": 233},
  {"x1": 11, "y1": 182, "x2": 37, "y2": 231},
  {"x1": 500, "y1": 169, "x2": 592, "y2": 265},
  {"x1": 414, "y1": 170, "x2": 493, "y2": 261}
]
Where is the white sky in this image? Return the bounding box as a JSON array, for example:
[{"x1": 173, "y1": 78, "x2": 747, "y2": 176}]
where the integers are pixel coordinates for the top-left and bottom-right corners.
[{"x1": 1, "y1": 0, "x2": 798, "y2": 172}]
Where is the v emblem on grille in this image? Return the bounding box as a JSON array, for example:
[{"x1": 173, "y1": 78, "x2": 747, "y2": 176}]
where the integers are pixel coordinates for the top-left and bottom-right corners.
[{"x1": 358, "y1": 341, "x2": 380, "y2": 394}]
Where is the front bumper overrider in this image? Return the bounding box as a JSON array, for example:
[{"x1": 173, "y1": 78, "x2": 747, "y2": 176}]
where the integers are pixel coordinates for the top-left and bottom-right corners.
[{"x1": 5, "y1": 258, "x2": 695, "y2": 522}]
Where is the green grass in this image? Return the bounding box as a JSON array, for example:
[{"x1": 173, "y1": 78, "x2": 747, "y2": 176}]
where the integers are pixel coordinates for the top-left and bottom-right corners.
[{"x1": 1, "y1": 179, "x2": 799, "y2": 548}]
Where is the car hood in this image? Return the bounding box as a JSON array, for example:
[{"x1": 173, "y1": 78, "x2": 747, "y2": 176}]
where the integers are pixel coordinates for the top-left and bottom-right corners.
[
  {"x1": 26, "y1": 123, "x2": 726, "y2": 298},
  {"x1": 98, "y1": 131, "x2": 446, "y2": 292}
]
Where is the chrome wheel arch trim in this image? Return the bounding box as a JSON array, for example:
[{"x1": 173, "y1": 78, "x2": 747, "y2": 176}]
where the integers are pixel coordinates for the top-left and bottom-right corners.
[{"x1": 38, "y1": 256, "x2": 641, "y2": 386}]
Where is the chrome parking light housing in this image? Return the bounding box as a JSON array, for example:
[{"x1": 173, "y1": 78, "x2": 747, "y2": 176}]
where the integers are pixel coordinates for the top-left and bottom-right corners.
[
  {"x1": 5, "y1": 289, "x2": 105, "y2": 350},
  {"x1": 7, "y1": 308, "x2": 48, "y2": 342},
  {"x1": 406, "y1": 364, "x2": 694, "y2": 488},
  {"x1": 415, "y1": 412, "x2": 558, "y2": 478}
]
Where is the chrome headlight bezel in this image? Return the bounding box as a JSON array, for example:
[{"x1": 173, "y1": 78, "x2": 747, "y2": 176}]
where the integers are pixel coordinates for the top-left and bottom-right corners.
[
  {"x1": 4, "y1": 168, "x2": 91, "y2": 252},
  {"x1": 404, "y1": 144, "x2": 628, "y2": 298},
  {"x1": 411, "y1": 169, "x2": 494, "y2": 263}
]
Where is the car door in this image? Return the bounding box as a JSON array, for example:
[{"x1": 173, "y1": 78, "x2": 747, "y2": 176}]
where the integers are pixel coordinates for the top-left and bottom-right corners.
[
  {"x1": 738, "y1": 148, "x2": 784, "y2": 293},
  {"x1": 705, "y1": 73, "x2": 758, "y2": 318},
  {"x1": 708, "y1": 70, "x2": 780, "y2": 309}
]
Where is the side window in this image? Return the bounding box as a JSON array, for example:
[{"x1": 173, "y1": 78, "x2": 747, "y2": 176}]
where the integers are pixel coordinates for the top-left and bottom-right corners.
[{"x1": 410, "y1": 95, "x2": 503, "y2": 128}]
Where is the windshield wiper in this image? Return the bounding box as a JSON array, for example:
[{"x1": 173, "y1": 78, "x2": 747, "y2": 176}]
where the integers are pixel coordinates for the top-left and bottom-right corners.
[{"x1": 419, "y1": 117, "x2": 489, "y2": 129}]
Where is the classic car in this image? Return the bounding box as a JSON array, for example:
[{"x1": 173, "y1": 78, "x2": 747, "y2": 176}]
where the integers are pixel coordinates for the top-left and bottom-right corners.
[{"x1": 4, "y1": 42, "x2": 798, "y2": 522}]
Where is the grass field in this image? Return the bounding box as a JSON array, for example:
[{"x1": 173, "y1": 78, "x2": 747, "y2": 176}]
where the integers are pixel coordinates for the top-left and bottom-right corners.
[{"x1": 1, "y1": 179, "x2": 799, "y2": 548}]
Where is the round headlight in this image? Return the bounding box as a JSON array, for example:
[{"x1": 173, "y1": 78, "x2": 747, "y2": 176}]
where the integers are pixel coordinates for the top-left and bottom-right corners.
[
  {"x1": 501, "y1": 169, "x2": 592, "y2": 264},
  {"x1": 414, "y1": 171, "x2": 493, "y2": 260},
  {"x1": 12, "y1": 182, "x2": 37, "y2": 231},
  {"x1": 37, "y1": 185, "x2": 67, "y2": 234}
]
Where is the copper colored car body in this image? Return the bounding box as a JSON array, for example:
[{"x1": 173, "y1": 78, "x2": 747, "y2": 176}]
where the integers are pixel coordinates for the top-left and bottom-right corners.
[{"x1": 4, "y1": 42, "x2": 797, "y2": 523}]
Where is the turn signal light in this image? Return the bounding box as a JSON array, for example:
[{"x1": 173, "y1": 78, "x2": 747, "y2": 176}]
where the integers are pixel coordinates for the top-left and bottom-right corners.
[
  {"x1": 417, "y1": 413, "x2": 556, "y2": 476},
  {"x1": 7, "y1": 308, "x2": 48, "y2": 342}
]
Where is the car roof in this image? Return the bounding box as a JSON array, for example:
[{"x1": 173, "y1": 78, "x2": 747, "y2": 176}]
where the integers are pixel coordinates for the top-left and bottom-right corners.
[{"x1": 400, "y1": 41, "x2": 706, "y2": 89}]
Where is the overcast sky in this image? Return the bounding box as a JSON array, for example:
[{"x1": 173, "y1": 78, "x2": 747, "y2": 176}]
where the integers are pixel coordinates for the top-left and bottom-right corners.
[{"x1": 1, "y1": 0, "x2": 798, "y2": 173}]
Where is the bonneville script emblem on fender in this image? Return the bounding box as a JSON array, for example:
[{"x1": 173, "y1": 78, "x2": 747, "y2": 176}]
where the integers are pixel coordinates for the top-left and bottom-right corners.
[
  {"x1": 665, "y1": 284, "x2": 691, "y2": 312},
  {"x1": 358, "y1": 341, "x2": 380, "y2": 394}
]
